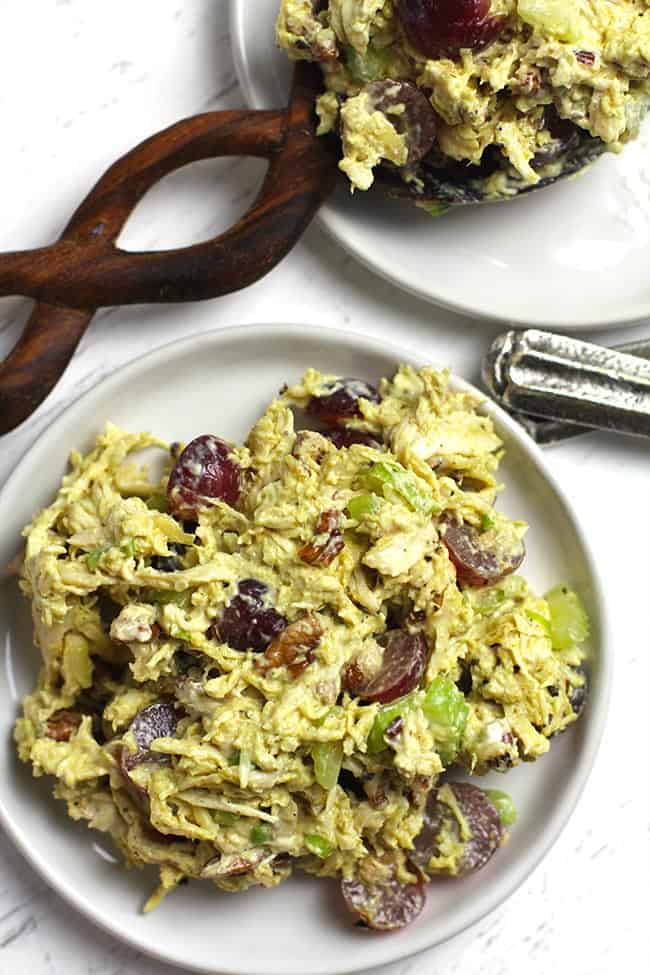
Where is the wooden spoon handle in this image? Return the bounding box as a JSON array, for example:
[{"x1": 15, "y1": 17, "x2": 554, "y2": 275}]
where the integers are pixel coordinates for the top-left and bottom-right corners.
[{"x1": 0, "y1": 63, "x2": 337, "y2": 435}]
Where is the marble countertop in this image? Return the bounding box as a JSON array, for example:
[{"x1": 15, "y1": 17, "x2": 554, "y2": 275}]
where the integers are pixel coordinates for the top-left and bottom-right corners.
[{"x1": 1, "y1": 3, "x2": 648, "y2": 974}]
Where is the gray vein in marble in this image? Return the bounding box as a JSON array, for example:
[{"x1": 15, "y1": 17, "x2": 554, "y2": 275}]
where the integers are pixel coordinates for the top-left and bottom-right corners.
[{"x1": 0, "y1": 914, "x2": 37, "y2": 949}]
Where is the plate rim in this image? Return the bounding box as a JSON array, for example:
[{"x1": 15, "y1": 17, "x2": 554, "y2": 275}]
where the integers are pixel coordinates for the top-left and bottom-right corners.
[
  {"x1": 229, "y1": 0, "x2": 650, "y2": 331},
  {"x1": 0, "y1": 322, "x2": 613, "y2": 975}
]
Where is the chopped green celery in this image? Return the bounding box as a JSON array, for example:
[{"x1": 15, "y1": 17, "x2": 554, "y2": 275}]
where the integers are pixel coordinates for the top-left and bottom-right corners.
[
  {"x1": 170, "y1": 625, "x2": 194, "y2": 643},
  {"x1": 145, "y1": 589, "x2": 186, "y2": 606},
  {"x1": 304, "y1": 833, "x2": 334, "y2": 859},
  {"x1": 422, "y1": 676, "x2": 469, "y2": 766},
  {"x1": 482, "y1": 512, "x2": 496, "y2": 531},
  {"x1": 367, "y1": 694, "x2": 417, "y2": 755},
  {"x1": 315, "y1": 705, "x2": 344, "y2": 726},
  {"x1": 362, "y1": 460, "x2": 440, "y2": 515},
  {"x1": 416, "y1": 201, "x2": 450, "y2": 218},
  {"x1": 517, "y1": 0, "x2": 596, "y2": 44},
  {"x1": 250, "y1": 823, "x2": 273, "y2": 845},
  {"x1": 347, "y1": 493, "x2": 382, "y2": 521},
  {"x1": 526, "y1": 609, "x2": 551, "y2": 635},
  {"x1": 86, "y1": 545, "x2": 112, "y2": 571},
  {"x1": 344, "y1": 43, "x2": 390, "y2": 82},
  {"x1": 311, "y1": 741, "x2": 343, "y2": 790},
  {"x1": 544, "y1": 585, "x2": 590, "y2": 650},
  {"x1": 477, "y1": 588, "x2": 505, "y2": 616},
  {"x1": 485, "y1": 789, "x2": 518, "y2": 827},
  {"x1": 146, "y1": 494, "x2": 168, "y2": 512},
  {"x1": 121, "y1": 538, "x2": 139, "y2": 558},
  {"x1": 213, "y1": 810, "x2": 237, "y2": 827},
  {"x1": 500, "y1": 574, "x2": 527, "y2": 600},
  {"x1": 227, "y1": 750, "x2": 241, "y2": 766}
]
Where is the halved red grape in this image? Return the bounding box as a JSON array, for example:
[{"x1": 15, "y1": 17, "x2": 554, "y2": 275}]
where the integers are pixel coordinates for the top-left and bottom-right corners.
[
  {"x1": 411, "y1": 782, "x2": 502, "y2": 877},
  {"x1": 441, "y1": 518, "x2": 524, "y2": 588},
  {"x1": 341, "y1": 873, "x2": 426, "y2": 930},
  {"x1": 306, "y1": 378, "x2": 380, "y2": 427},
  {"x1": 167, "y1": 434, "x2": 240, "y2": 519},
  {"x1": 123, "y1": 702, "x2": 178, "y2": 770},
  {"x1": 397, "y1": 0, "x2": 506, "y2": 60},
  {"x1": 325, "y1": 429, "x2": 382, "y2": 449},
  {"x1": 343, "y1": 630, "x2": 429, "y2": 704},
  {"x1": 212, "y1": 579, "x2": 287, "y2": 652},
  {"x1": 366, "y1": 80, "x2": 438, "y2": 165}
]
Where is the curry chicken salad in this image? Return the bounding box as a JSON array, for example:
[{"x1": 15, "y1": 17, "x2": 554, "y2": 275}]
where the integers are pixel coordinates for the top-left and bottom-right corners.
[
  {"x1": 15, "y1": 366, "x2": 589, "y2": 930},
  {"x1": 277, "y1": 1, "x2": 650, "y2": 208}
]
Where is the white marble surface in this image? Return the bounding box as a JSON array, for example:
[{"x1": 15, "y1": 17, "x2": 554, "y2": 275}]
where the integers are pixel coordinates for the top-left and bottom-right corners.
[{"x1": 0, "y1": 2, "x2": 648, "y2": 974}]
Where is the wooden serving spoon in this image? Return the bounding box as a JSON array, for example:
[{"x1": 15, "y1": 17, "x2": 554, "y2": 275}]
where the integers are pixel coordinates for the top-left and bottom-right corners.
[
  {"x1": 0, "y1": 58, "x2": 607, "y2": 438},
  {"x1": 0, "y1": 63, "x2": 338, "y2": 436}
]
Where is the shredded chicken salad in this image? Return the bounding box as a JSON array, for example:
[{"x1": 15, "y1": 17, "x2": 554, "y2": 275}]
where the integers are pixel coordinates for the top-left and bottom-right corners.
[
  {"x1": 276, "y1": 1, "x2": 650, "y2": 207},
  {"x1": 15, "y1": 365, "x2": 589, "y2": 929}
]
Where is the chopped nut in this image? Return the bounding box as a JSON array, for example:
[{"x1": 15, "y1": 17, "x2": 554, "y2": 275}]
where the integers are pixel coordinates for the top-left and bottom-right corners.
[
  {"x1": 259, "y1": 614, "x2": 323, "y2": 676},
  {"x1": 46, "y1": 709, "x2": 82, "y2": 742},
  {"x1": 299, "y1": 510, "x2": 345, "y2": 566}
]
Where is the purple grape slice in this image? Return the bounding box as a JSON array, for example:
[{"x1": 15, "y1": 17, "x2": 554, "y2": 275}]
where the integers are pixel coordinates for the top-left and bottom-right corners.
[
  {"x1": 307, "y1": 379, "x2": 380, "y2": 427},
  {"x1": 213, "y1": 579, "x2": 287, "y2": 653},
  {"x1": 411, "y1": 781, "x2": 502, "y2": 877},
  {"x1": 343, "y1": 630, "x2": 429, "y2": 704},
  {"x1": 167, "y1": 434, "x2": 241, "y2": 519},
  {"x1": 341, "y1": 874, "x2": 426, "y2": 930}
]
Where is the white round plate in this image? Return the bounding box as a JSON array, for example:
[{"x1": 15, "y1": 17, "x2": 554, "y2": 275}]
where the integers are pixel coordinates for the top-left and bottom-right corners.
[
  {"x1": 0, "y1": 325, "x2": 610, "y2": 975},
  {"x1": 231, "y1": 0, "x2": 650, "y2": 329}
]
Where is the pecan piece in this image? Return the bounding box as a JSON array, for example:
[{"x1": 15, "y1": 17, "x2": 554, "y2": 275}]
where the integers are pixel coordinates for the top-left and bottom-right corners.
[
  {"x1": 299, "y1": 510, "x2": 344, "y2": 566},
  {"x1": 46, "y1": 709, "x2": 82, "y2": 742},
  {"x1": 259, "y1": 614, "x2": 323, "y2": 677}
]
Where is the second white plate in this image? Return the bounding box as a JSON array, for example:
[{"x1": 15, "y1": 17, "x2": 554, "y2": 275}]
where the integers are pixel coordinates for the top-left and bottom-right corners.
[{"x1": 230, "y1": 0, "x2": 650, "y2": 329}]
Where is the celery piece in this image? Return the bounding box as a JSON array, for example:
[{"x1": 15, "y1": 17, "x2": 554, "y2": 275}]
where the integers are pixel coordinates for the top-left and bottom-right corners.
[
  {"x1": 526, "y1": 609, "x2": 551, "y2": 635},
  {"x1": 362, "y1": 460, "x2": 439, "y2": 515},
  {"x1": 170, "y1": 625, "x2": 194, "y2": 643},
  {"x1": 544, "y1": 585, "x2": 590, "y2": 650},
  {"x1": 482, "y1": 512, "x2": 496, "y2": 531},
  {"x1": 250, "y1": 824, "x2": 273, "y2": 845},
  {"x1": 144, "y1": 589, "x2": 186, "y2": 606},
  {"x1": 367, "y1": 693, "x2": 416, "y2": 755},
  {"x1": 477, "y1": 588, "x2": 505, "y2": 616},
  {"x1": 121, "y1": 539, "x2": 138, "y2": 559},
  {"x1": 213, "y1": 810, "x2": 237, "y2": 827},
  {"x1": 422, "y1": 676, "x2": 469, "y2": 766},
  {"x1": 485, "y1": 789, "x2": 518, "y2": 827},
  {"x1": 517, "y1": 0, "x2": 596, "y2": 44},
  {"x1": 347, "y1": 493, "x2": 381, "y2": 521},
  {"x1": 344, "y1": 44, "x2": 389, "y2": 82},
  {"x1": 312, "y1": 741, "x2": 343, "y2": 790},
  {"x1": 227, "y1": 751, "x2": 241, "y2": 767},
  {"x1": 304, "y1": 833, "x2": 334, "y2": 859},
  {"x1": 146, "y1": 494, "x2": 168, "y2": 512},
  {"x1": 86, "y1": 545, "x2": 112, "y2": 571}
]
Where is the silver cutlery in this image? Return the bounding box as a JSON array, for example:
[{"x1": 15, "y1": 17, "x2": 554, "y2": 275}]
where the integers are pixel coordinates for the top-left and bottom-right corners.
[{"x1": 483, "y1": 330, "x2": 650, "y2": 444}]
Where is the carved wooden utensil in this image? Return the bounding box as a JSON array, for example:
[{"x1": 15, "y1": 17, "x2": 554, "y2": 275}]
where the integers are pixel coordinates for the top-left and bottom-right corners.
[{"x1": 0, "y1": 63, "x2": 338, "y2": 436}]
